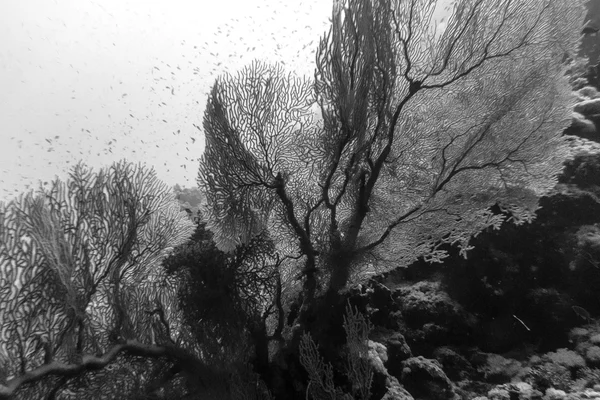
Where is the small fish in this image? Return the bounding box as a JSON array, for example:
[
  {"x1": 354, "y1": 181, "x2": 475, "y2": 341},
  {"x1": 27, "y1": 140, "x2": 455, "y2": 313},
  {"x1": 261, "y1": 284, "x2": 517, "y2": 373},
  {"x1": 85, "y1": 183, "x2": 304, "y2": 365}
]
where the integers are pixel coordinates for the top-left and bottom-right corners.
[
  {"x1": 573, "y1": 305, "x2": 591, "y2": 322},
  {"x1": 512, "y1": 315, "x2": 531, "y2": 331}
]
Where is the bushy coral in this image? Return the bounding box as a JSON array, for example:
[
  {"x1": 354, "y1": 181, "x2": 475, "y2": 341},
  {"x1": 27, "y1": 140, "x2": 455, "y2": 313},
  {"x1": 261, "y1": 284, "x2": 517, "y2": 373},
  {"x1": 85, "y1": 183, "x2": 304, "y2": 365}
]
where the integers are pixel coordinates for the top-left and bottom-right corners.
[
  {"x1": 566, "y1": 57, "x2": 591, "y2": 90},
  {"x1": 567, "y1": 327, "x2": 600, "y2": 367},
  {"x1": 368, "y1": 340, "x2": 389, "y2": 375},
  {"x1": 544, "y1": 349, "x2": 587, "y2": 370},
  {"x1": 576, "y1": 225, "x2": 600, "y2": 251},
  {"x1": 570, "y1": 328, "x2": 592, "y2": 344},
  {"x1": 544, "y1": 388, "x2": 568, "y2": 400},
  {"x1": 521, "y1": 349, "x2": 588, "y2": 393},
  {"x1": 393, "y1": 281, "x2": 478, "y2": 351},
  {"x1": 575, "y1": 99, "x2": 600, "y2": 116},
  {"x1": 574, "y1": 367, "x2": 600, "y2": 390},
  {"x1": 401, "y1": 356, "x2": 456, "y2": 400},
  {"x1": 570, "y1": 112, "x2": 598, "y2": 137},
  {"x1": 526, "y1": 362, "x2": 573, "y2": 392},
  {"x1": 480, "y1": 354, "x2": 524, "y2": 384},
  {"x1": 578, "y1": 86, "x2": 600, "y2": 100},
  {"x1": 524, "y1": 355, "x2": 600, "y2": 394},
  {"x1": 586, "y1": 347, "x2": 600, "y2": 366},
  {"x1": 585, "y1": 62, "x2": 600, "y2": 91},
  {"x1": 433, "y1": 347, "x2": 475, "y2": 381},
  {"x1": 488, "y1": 382, "x2": 541, "y2": 400}
]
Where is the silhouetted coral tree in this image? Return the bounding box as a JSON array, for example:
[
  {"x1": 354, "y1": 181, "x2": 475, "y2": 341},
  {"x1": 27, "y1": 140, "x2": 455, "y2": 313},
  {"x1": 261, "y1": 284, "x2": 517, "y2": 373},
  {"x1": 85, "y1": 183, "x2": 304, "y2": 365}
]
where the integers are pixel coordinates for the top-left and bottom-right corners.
[
  {"x1": 0, "y1": 161, "x2": 198, "y2": 399},
  {"x1": 198, "y1": 0, "x2": 586, "y2": 316},
  {"x1": 162, "y1": 222, "x2": 286, "y2": 380}
]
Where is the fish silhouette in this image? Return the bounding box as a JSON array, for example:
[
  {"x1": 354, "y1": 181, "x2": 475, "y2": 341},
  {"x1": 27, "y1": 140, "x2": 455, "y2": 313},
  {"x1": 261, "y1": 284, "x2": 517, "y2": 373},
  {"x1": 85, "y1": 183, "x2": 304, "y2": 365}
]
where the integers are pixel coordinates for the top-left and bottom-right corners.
[
  {"x1": 573, "y1": 305, "x2": 591, "y2": 322},
  {"x1": 582, "y1": 26, "x2": 600, "y2": 35}
]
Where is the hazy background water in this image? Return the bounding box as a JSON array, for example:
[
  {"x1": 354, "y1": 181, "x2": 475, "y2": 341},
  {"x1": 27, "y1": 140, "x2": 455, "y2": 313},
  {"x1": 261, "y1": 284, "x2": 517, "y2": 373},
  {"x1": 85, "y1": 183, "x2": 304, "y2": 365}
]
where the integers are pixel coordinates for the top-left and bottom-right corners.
[{"x1": 0, "y1": 0, "x2": 454, "y2": 202}]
